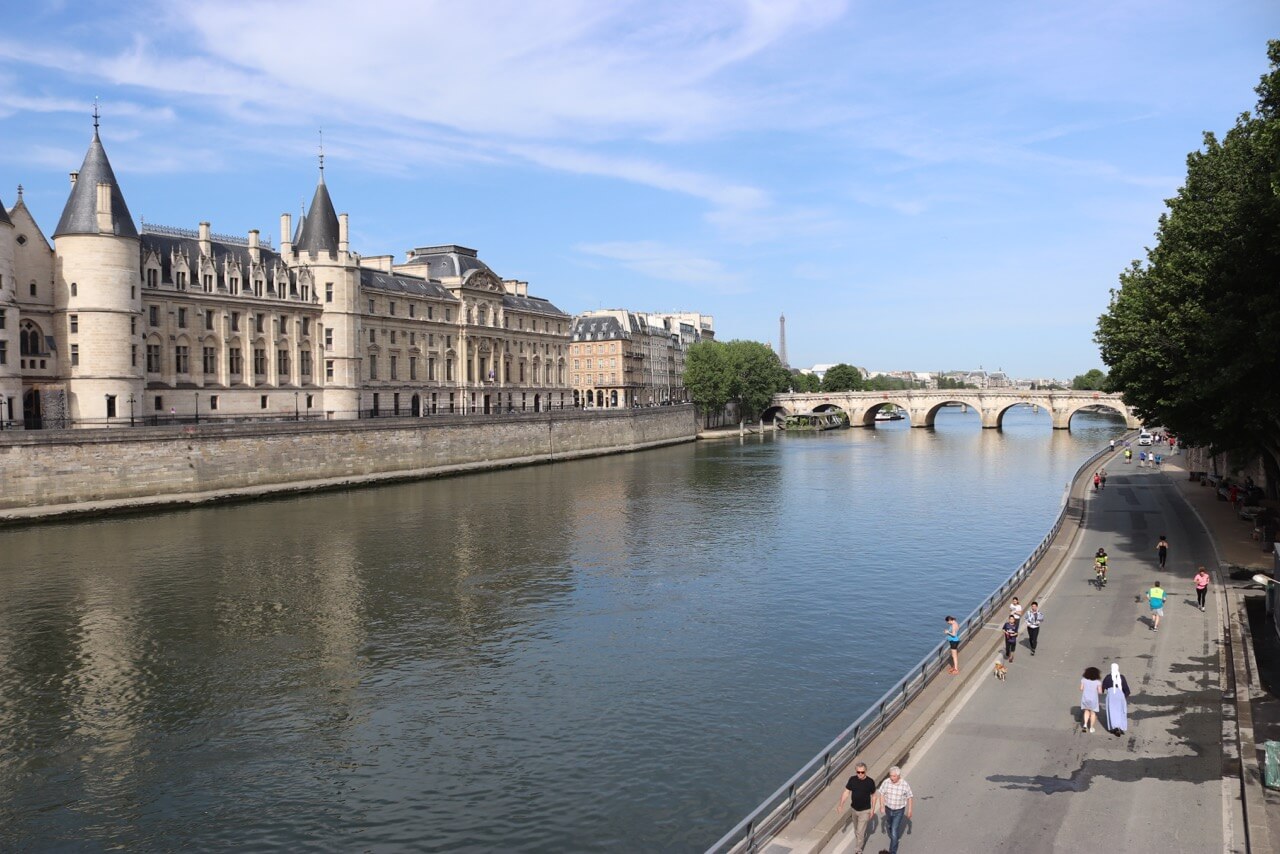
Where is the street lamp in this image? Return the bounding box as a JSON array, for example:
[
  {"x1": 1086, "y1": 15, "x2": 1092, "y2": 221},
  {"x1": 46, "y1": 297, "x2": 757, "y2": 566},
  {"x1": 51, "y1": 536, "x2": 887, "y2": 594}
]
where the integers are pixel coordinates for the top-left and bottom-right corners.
[
  {"x1": 294, "y1": 391, "x2": 299, "y2": 421},
  {"x1": 194, "y1": 391, "x2": 200, "y2": 424},
  {"x1": 104, "y1": 393, "x2": 111, "y2": 428},
  {"x1": 127, "y1": 393, "x2": 135, "y2": 427}
]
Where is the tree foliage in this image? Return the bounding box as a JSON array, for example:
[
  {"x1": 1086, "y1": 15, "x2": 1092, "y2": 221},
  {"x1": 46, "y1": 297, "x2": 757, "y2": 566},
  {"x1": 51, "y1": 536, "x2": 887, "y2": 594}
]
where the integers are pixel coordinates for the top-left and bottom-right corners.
[
  {"x1": 936, "y1": 376, "x2": 976, "y2": 390},
  {"x1": 685, "y1": 339, "x2": 791, "y2": 423},
  {"x1": 1095, "y1": 40, "x2": 1280, "y2": 482},
  {"x1": 1071, "y1": 369, "x2": 1109, "y2": 391},
  {"x1": 789, "y1": 371, "x2": 822, "y2": 392},
  {"x1": 821, "y1": 363, "x2": 865, "y2": 391}
]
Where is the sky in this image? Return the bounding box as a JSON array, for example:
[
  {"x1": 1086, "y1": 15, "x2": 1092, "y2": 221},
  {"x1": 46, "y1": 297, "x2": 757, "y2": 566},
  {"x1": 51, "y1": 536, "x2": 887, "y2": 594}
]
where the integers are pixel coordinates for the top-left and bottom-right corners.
[{"x1": 1, "y1": 1, "x2": 1276, "y2": 378}]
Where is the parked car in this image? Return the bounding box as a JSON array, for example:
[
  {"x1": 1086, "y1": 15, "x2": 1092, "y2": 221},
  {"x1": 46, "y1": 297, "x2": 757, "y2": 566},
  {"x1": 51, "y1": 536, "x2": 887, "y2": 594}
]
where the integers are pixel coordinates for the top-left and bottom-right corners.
[{"x1": 1138, "y1": 432, "x2": 1154, "y2": 446}]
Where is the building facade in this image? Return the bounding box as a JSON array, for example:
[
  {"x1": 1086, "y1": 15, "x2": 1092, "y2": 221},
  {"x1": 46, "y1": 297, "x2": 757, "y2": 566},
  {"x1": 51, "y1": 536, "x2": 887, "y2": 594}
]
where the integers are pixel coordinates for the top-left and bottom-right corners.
[
  {"x1": 0, "y1": 121, "x2": 571, "y2": 428},
  {"x1": 569, "y1": 309, "x2": 694, "y2": 408}
]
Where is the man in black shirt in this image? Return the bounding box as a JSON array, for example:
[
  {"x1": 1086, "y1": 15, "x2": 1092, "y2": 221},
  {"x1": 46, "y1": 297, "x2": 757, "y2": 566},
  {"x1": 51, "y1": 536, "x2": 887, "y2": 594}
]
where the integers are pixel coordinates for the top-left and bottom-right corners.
[{"x1": 837, "y1": 761, "x2": 877, "y2": 854}]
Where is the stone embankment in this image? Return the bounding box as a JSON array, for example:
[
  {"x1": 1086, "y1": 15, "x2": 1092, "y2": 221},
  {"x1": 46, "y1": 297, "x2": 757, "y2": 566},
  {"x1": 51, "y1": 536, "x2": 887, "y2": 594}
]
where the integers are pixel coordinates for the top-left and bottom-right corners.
[{"x1": 0, "y1": 406, "x2": 698, "y2": 524}]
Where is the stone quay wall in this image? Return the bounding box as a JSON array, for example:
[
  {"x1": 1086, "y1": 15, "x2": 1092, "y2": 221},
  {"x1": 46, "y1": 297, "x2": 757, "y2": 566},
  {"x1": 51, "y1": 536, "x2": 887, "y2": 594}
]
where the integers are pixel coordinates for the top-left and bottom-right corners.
[{"x1": 0, "y1": 405, "x2": 698, "y2": 516}]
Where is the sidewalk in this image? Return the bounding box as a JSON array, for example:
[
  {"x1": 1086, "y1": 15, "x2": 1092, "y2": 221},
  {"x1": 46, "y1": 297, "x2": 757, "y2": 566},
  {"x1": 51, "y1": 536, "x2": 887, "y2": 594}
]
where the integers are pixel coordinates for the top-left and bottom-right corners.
[{"x1": 764, "y1": 449, "x2": 1274, "y2": 854}]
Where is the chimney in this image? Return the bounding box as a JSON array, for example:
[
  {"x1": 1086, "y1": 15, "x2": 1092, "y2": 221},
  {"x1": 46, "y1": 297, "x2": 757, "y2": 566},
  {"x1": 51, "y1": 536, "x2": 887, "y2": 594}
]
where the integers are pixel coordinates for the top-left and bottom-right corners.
[
  {"x1": 95, "y1": 182, "x2": 113, "y2": 232},
  {"x1": 338, "y1": 213, "x2": 349, "y2": 254},
  {"x1": 248, "y1": 229, "x2": 261, "y2": 264},
  {"x1": 69, "y1": 171, "x2": 79, "y2": 188},
  {"x1": 198, "y1": 222, "x2": 212, "y2": 258},
  {"x1": 280, "y1": 213, "x2": 292, "y2": 256}
]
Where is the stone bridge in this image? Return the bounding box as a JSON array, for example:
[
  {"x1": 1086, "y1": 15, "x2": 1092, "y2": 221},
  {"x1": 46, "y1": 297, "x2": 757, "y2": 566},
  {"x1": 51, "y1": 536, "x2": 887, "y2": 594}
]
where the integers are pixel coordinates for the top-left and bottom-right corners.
[{"x1": 766, "y1": 389, "x2": 1139, "y2": 430}]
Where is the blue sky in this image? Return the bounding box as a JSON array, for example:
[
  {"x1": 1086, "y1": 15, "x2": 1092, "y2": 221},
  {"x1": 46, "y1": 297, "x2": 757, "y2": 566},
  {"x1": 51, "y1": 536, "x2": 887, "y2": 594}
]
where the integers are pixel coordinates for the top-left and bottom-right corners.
[{"x1": 1, "y1": 1, "x2": 1276, "y2": 377}]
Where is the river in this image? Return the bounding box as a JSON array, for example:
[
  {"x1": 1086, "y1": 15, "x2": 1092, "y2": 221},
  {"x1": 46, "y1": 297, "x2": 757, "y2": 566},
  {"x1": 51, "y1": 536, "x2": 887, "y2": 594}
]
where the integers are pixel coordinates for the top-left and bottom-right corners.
[{"x1": 0, "y1": 406, "x2": 1123, "y2": 851}]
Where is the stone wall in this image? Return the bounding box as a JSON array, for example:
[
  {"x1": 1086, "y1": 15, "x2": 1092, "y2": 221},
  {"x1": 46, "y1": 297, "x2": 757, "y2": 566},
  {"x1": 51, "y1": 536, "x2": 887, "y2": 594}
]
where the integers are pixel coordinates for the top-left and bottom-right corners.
[{"x1": 0, "y1": 405, "x2": 698, "y2": 515}]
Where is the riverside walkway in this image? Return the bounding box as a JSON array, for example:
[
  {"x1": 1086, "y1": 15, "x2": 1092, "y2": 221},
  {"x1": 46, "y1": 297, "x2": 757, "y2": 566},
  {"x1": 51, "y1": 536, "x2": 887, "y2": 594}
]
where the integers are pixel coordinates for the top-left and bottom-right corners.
[{"x1": 758, "y1": 449, "x2": 1276, "y2": 853}]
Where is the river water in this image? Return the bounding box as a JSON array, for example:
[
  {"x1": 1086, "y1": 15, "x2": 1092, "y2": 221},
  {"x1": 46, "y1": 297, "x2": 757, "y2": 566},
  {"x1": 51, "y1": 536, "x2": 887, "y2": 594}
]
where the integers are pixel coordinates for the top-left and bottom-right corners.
[{"x1": 0, "y1": 407, "x2": 1122, "y2": 851}]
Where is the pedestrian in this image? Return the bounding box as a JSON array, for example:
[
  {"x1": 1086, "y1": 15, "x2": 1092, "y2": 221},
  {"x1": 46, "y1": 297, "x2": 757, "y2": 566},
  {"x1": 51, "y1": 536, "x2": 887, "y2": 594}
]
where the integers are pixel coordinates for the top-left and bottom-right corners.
[
  {"x1": 1138, "y1": 450, "x2": 1146, "y2": 467},
  {"x1": 1101, "y1": 662, "x2": 1130, "y2": 736},
  {"x1": 1156, "y1": 535, "x2": 1169, "y2": 569},
  {"x1": 1001, "y1": 615, "x2": 1019, "y2": 662},
  {"x1": 1024, "y1": 601, "x2": 1044, "y2": 655},
  {"x1": 1093, "y1": 471, "x2": 1101, "y2": 492},
  {"x1": 1193, "y1": 566, "x2": 1210, "y2": 612},
  {"x1": 1124, "y1": 448, "x2": 1132, "y2": 464},
  {"x1": 837, "y1": 762, "x2": 877, "y2": 854},
  {"x1": 1147, "y1": 580, "x2": 1166, "y2": 631},
  {"x1": 1109, "y1": 439, "x2": 1116, "y2": 450},
  {"x1": 875, "y1": 766, "x2": 914, "y2": 854},
  {"x1": 1099, "y1": 468, "x2": 1107, "y2": 490},
  {"x1": 1008, "y1": 596, "x2": 1023, "y2": 629},
  {"x1": 1080, "y1": 666, "x2": 1103, "y2": 733},
  {"x1": 944, "y1": 616, "x2": 961, "y2": 674}
]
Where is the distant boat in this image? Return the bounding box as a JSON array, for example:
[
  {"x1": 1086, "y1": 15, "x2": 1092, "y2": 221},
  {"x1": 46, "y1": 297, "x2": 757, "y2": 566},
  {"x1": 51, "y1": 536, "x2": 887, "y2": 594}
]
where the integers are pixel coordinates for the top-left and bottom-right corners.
[
  {"x1": 874, "y1": 408, "x2": 905, "y2": 422},
  {"x1": 779, "y1": 411, "x2": 848, "y2": 431}
]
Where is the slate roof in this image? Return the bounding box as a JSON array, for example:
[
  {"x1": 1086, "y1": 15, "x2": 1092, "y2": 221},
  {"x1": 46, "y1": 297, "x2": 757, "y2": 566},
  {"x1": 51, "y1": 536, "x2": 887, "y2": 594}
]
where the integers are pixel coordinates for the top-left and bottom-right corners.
[
  {"x1": 359, "y1": 268, "x2": 457, "y2": 301},
  {"x1": 505, "y1": 292, "x2": 568, "y2": 318},
  {"x1": 54, "y1": 129, "x2": 138, "y2": 239},
  {"x1": 140, "y1": 232, "x2": 285, "y2": 287},
  {"x1": 0, "y1": 194, "x2": 11, "y2": 227},
  {"x1": 572, "y1": 315, "x2": 627, "y2": 342},
  {"x1": 399, "y1": 245, "x2": 493, "y2": 278},
  {"x1": 295, "y1": 174, "x2": 339, "y2": 257}
]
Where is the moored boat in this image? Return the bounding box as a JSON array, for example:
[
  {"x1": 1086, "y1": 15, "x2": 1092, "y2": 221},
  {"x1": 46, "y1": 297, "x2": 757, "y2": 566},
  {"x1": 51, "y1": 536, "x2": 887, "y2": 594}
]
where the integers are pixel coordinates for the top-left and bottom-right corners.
[{"x1": 779, "y1": 411, "x2": 848, "y2": 431}]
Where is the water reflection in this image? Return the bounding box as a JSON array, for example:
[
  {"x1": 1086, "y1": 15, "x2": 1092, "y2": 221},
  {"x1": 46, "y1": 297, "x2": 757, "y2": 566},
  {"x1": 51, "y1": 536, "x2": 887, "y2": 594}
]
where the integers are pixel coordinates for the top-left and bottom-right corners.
[{"x1": 0, "y1": 408, "x2": 1124, "y2": 851}]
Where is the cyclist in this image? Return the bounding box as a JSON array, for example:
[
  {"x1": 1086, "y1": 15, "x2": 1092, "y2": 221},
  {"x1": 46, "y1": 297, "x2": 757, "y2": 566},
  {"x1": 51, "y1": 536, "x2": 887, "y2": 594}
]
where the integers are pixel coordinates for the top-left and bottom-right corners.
[{"x1": 1094, "y1": 548, "x2": 1109, "y2": 587}]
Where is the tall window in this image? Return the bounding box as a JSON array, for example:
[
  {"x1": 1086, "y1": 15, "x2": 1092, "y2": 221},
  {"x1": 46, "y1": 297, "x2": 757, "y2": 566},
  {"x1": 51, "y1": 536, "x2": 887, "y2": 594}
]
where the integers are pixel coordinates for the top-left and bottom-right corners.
[
  {"x1": 175, "y1": 345, "x2": 189, "y2": 374},
  {"x1": 325, "y1": 282, "x2": 333, "y2": 303},
  {"x1": 301, "y1": 351, "x2": 312, "y2": 378},
  {"x1": 69, "y1": 314, "x2": 78, "y2": 333},
  {"x1": 149, "y1": 306, "x2": 158, "y2": 326},
  {"x1": 410, "y1": 357, "x2": 417, "y2": 380},
  {"x1": 369, "y1": 355, "x2": 378, "y2": 380},
  {"x1": 146, "y1": 268, "x2": 158, "y2": 287},
  {"x1": 277, "y1": 349, "x2": 289, "y2": 377},
  {"x1": 325, "y1": 328, "x2": 333, "y2": 349},
  {"x1": 229, "y1": 347, "x2": 243, "y2": 375},
  {"x1": 390, "y1": 356, "x2": 398, "y2": 380},
  {"x1": 203, "y1": 346, "x2": 216, "y2": 375},
  {"x1": 205, "y1": 310, "x2": 214, "y2": 330},
  {"x1": 326, "y1": 360, "x2": 334, "y2": 380},
  {"x1": 178, "y1": 308, "x2": 187, "y2": 328},
  {"x1": 231, "y1": 312, "x2": 240, "y2": 332},
  {"x1": 146, "y1": 344, "x2": 161, "y2": 372},
  {"x1": 253, "y1": 348, "x2": 266, "y2": 376},
  {"x1": 70, "y1": 344, "x2": 79, "y2": 366}
]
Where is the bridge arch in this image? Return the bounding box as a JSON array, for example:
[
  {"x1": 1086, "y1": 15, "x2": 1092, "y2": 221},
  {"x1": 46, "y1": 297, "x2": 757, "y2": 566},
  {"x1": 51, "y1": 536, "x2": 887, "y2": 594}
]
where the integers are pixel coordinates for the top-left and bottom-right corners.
[
  {"x1": 1056, "y1": 398, "x2": 1133, "y2": 430},
  {"x1": 761, "y1": 404, "x2": 791, "y2": 424},
  {"x1": 917, "y1": 397, "x2": 988, "y2": 428},
  {"x1": 859, "y1": 399, "x2": 911, "y2": 427}
]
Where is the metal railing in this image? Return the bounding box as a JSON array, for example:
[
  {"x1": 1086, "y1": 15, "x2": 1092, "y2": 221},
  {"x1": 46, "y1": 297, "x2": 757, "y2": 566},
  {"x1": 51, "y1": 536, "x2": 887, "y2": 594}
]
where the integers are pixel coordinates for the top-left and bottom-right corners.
[{"x1": 705, "y1": 440, "x2": 1116, "y2": 854}]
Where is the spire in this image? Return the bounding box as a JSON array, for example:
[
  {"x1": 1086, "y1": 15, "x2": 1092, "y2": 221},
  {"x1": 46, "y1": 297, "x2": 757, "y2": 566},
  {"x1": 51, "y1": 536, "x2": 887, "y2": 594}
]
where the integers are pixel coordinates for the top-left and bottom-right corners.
[
  {"x1": 53, "y1": 105, "x2": 138, "y2": 239},
  {"x1": 295, "y1": 162, "x2": 339, "y2": 258}
]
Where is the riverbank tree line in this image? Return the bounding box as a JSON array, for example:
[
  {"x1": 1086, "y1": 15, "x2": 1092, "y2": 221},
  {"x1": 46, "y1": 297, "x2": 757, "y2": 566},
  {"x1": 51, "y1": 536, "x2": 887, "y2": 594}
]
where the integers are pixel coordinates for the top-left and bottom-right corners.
[{"x1": 1095, "y1": 40, "x2": 1280, "y2": 493}]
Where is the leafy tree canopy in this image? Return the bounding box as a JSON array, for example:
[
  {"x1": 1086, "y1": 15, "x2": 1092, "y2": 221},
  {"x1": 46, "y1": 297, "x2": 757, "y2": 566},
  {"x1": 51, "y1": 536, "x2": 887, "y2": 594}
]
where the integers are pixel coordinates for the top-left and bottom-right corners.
[
  {"x1": 822, "y1": 363, "x2": 865, "y2": 391},
  {"x1": 685, "y1": 339, "x2": 791, "y2": 423},
  {"x1": 1071, "y1": 369, "x2": 1109, "y2": 391},
  {"x1": 1096, "y1": 41, "x2": 1280, "y2": 482},
  {"x1": 789, "y1": 371, "x2": 822, "y2": 392}
]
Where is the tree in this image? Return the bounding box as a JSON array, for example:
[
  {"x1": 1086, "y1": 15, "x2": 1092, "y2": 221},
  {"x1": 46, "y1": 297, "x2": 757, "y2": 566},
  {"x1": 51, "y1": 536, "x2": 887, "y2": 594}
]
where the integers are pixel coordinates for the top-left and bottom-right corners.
[
  {"x1": 1071, "y1": 369, "x2": 1109, "y2": 391},
  {"x1": 1096, "y1": 41, "x2": 1280, "y2": 488},
  {"x1": 725, "y1": 339, "x2": 791, "y2": 422},
  {"x1": 789, "y1": 371, "x2": 821, "y2": 392},
  {"x1": 821, "y1": 363, "x2": 864, "y2": 392},
  {"x1": 685, "y1": 339, "x2": 790, "y2": 424},
  {"x1": 685, "y1": 340, "x2": 733, "y2": 424}
]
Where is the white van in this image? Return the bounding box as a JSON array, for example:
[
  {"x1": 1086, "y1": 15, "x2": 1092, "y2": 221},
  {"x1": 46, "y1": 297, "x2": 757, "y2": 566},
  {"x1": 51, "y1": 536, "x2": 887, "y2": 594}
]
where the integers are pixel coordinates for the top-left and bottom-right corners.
[{"x1": 1138, "y1": 432, "x2": 1154, "y2": 446}]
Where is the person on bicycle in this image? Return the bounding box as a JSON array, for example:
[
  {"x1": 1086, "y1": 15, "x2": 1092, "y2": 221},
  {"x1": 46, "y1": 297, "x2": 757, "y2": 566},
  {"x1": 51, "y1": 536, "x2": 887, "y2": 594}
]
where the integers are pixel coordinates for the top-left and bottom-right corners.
[{"x1": 1094, "y1": 548, "x2": 1109, "y2": 586}]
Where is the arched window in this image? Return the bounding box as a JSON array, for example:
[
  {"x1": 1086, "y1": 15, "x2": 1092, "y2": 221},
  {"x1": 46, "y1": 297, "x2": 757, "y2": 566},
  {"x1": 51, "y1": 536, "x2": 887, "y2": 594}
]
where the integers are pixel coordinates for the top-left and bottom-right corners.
[{"x1": 20, "y1": 321, "x2": 42, "y2": 356}]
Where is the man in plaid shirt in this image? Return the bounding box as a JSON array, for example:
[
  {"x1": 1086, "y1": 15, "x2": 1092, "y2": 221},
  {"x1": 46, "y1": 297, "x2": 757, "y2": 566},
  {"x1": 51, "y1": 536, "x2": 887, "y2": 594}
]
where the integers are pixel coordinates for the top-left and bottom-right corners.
[{"x1": 874, "y1": 765, "x2": 914, "y2": 854}]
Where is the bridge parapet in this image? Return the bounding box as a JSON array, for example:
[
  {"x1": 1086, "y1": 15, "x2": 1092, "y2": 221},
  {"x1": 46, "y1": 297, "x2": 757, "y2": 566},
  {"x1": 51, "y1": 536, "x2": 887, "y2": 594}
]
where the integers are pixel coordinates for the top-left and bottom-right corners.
[{"x1": 768, "y1": 390, "x2": 1138, "y2": 430}]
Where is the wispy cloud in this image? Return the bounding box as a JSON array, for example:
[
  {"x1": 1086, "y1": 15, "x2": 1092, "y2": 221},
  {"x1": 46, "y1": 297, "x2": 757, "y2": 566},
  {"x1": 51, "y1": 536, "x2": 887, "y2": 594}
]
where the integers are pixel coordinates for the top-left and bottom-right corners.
[{"x1": 575, "y1": 240, "x2": 748, "y2": 294}]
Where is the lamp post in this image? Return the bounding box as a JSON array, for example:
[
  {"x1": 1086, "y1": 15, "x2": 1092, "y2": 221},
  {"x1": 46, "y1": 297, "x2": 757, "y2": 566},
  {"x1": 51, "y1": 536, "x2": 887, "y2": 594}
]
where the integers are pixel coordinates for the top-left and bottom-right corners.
[
  {"x1": 104, "y1": 393, "x2": 111, "y2": 428},
  {"x1": 1, "y1": 394, "x2": 9, "y2": 429},
  {"x1": 294, "y1": 391, "x2": 299, "y2": 421},
  {"x1": 194, "y1": 391, "x2": 200, "y2": 424},
  {"x1": 127, "y1": 393, "x2": 135, "y2": 427}
]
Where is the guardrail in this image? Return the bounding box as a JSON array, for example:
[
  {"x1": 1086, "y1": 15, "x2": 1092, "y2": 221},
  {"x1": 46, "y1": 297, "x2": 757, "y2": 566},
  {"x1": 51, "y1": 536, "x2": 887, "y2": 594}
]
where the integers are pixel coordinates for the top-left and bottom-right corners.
[{"x1": 705, "y1": 440, "x2": 1118, "y2": 854}]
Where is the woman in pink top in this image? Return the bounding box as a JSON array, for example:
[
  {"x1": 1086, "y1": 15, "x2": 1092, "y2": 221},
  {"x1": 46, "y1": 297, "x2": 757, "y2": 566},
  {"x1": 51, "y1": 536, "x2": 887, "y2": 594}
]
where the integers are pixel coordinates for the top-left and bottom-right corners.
[{"x1": 1194, "y1": 567, "x2": 1211, "y2": 612}]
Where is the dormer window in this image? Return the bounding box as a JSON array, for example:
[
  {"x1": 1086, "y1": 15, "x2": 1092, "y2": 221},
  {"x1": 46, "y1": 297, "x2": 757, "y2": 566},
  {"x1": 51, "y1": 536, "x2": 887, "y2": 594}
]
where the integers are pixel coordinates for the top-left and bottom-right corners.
[
  {"x1": 176, "y1": 271, "x2": 187, "y2": 289},
  {"x1": 146, "y1": 268, "x2": 158, "y2": 287}
]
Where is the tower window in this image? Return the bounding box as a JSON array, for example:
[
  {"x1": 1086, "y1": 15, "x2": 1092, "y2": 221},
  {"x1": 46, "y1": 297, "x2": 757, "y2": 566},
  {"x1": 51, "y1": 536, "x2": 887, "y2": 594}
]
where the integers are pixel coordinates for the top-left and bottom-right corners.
[{"x1": 71, "y1": 282, "x2": 78, "y2": 297}]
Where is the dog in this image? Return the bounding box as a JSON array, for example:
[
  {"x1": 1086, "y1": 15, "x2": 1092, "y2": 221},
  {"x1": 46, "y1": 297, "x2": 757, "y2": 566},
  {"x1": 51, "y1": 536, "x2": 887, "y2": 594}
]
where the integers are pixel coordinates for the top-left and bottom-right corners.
[{"x1": 993, "y1": 658, "x2": 1008, "y2": 681}]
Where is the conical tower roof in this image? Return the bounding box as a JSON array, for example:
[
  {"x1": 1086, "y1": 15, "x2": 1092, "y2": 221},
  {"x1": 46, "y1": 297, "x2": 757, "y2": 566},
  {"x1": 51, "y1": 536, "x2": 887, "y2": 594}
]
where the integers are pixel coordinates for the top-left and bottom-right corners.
[
  {"x1": 54, "y1": 124, "x2": 137, "y2": 239},
  {"x1": 0, "y1": 192, "x2": 12, "y2": 227},
  {"x1": 295, "y1": 172, "x2": 338, "y2": 257}
]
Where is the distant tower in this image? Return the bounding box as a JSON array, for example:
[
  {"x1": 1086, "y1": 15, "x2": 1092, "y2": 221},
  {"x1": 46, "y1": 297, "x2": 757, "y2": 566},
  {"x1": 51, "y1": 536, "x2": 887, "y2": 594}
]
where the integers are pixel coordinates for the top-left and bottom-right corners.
[{"x1": 778, "y1": 313, "x2": 788, "y2": 368}]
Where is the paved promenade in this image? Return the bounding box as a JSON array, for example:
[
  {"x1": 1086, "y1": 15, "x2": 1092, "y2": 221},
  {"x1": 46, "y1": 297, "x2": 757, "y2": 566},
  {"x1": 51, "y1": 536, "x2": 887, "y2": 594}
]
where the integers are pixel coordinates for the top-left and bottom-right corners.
[{"x1": 765, "y1": 448, "x2": 1276, "y2": 854}]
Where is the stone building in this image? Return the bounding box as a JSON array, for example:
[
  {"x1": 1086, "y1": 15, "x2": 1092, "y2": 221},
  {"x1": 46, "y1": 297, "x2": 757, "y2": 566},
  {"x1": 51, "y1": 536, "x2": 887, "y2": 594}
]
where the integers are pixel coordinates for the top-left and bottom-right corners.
[
  {"x1": 570, "y1": 309, "x2": 692, "y2": 407},
  {"x1": 0, "y1": 118, "x2": 571, "y2": 428}
]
